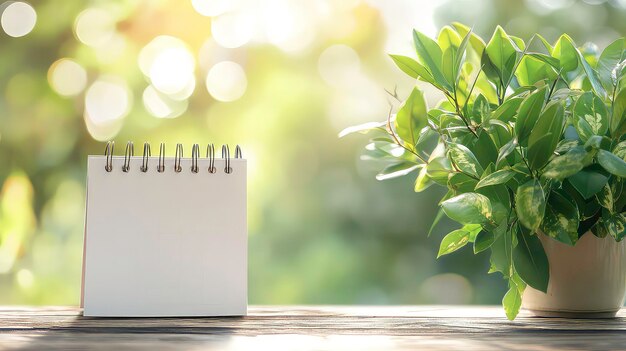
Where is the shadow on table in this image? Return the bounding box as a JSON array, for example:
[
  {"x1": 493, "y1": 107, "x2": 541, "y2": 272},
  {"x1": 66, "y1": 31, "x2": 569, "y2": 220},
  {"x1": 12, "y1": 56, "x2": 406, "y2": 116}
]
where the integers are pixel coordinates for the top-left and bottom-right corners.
[
  {"x1": 8, "y1": 307, "x2": 245, "y2": 351},
  {"x1": 6, "y1": 306, "x2": 626, "y2": 351}
]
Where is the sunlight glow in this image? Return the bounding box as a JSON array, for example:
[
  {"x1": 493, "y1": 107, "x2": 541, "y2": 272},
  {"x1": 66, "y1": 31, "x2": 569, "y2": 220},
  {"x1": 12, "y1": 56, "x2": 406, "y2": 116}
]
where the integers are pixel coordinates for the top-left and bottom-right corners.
[
  {"x1": 191, "y1": 0, "x2": 232, "y2": 17},
  {"x1": 318, "y1": 44, "x2": 361, "y2": 86},
  {"x1": 1, "y1": 1, "x2": 36, "y2": 38},
  {"x1": 48, "y1": 59, "x2": 87, "y2": 97},
  {"x1": 205, "y1": 61, "x2": 247, "y2": 102},
  {"x1": 149, "y1": 47, "x2": 195, "y2": 95},
  {"x1": 85, "y1": 78, "x2": 131, "y2": 124},
  {"x1": 139, "y1": 36, "x2": 196, "y2": 98},
  {"x1": 211, "y1": 12, "x2": 254, "y2": 48},
  {"x1": 143, "y1": 85, "x2": 188, "y2": 119},
  {"x1": 16, "y1": 268, "x2": 34, "y2": 289},
  {"x1": 261, "y1": 0, "x2": 315, "y2": 53},
  {"x1": 74, "y1": 8, "x2": 115, "y2": 47}
]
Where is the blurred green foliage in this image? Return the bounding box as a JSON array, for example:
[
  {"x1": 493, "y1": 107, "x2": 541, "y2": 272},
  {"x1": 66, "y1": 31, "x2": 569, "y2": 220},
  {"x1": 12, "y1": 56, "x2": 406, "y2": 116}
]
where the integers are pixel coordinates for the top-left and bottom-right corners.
[{"x1": 0, "y1": 0, "x2": 625, "y2": 306}]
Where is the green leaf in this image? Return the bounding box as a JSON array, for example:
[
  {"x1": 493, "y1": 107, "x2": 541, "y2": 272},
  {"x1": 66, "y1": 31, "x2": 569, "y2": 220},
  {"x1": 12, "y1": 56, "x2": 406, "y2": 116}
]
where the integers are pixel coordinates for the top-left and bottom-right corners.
[
  {"x1": 447, "y1": 143, "x2": 483, "y2": 178},
  {"x1": 338, "y1": 121, "x2": 386, "y2": 138},
  {"x1": 553, "y1": 34, "x2": 578, "y2": 72},
  {"x1": 442, "y1": 47, "x2": 456, "y2": 86},
  {"x1": 437, "y1": 224, "x2": 482, "y2": 257},
  {"x1": 612, "y1": 141, "x2": 626, "y2": 161},
  {"x1": 576, "y1": 45, "x2": 607, "y2": 98},
  {"x1": 610, "y1": 89, "x2": 626, "y2": 136},
  {"x1": 437, "y1": 26, "x2": 462, "y2": 51},
  {"x1": 502, "y1": 280, "x2": 522, "y2": 320},
  {"x1": 527, "y1": 102, "x2": 565, "y2": 169},
  {"x1": 597, "y1": 38, "x2": 626, "y2": 93},
  {"x1": 584, "y1": 135, "x2": 611, "y2": 151},
  {"x1": 536, "y1": 34, "x2": 554, "y2": 54},
  {"x1": 389, "y1": 54, "x2": 435, "y2": 83},
  {"x1": 476, "y1": 183, "x2": 510, "y2": 224},
  {"x1": 451, "y1": 22, "x2": 485, "y2": 56},
  {"x1": 376, "y1": 162, "x2": 420, "y2": 181},
  {"x1": 604, "y1": 212, "x2": 626, "y2": 241},
  {"x1": 540, "y1": 191, "x2": 579, "y2": 246},
  {"x1": 485, "y1": 26, "x2": 518, "y2": 86},
  {"x1": 425, "y1": 156, "x2": 452, "y2": 185},
  {"x1": 542, "y1": 146, "x2": 588, "y2": 179},
  {"x1": 555, "y1": 139, "x2": 580, "y2": 155},
  {"x1": 490, "y1": 96, "x2": 523, "y2": 123},
  {"x1": 472, "y1": 130, "x2": 498, "y2": 169},
  {"x1": 489, "y1": 223, "x2": 513, "y2": 275},
  {"x1": 428, "y1": 208, "x2": 446, "y2": 237},
  {"x1": 515, "y1": 179, "x2": 546, "y2": 230},
  {"x1": 487, "y1": 120, "x2": 513, "y2": 149},
  {"x1": 413, "y1": 29, "x2": 451, "y2": 91},
  {"x1": 395, "y1": 87, "x2": 428, "y2": 147},
  {"x1": 474, "y1": 230, "x2": 495, "y2": 254},
  {"x1": 472, "y1": 94, "x2": 491, "y2": 124},
  {"x1": 567, "y1": 167, "x2": 609, "y2": 199},
  {"x1": 596, "y1": 183, "x2": 614, "y2": 213},
  {"x1": 527, "y1": 52, "x2": 560, "y2": 69},
  {"x1": 527, "y1": 133, "x2": 553, "y2": 171},
  {"x1": 441, "y1": 193, "x2": 492, "y2": 224},
  {"x1": 597, "y1": 149, "x2": 626, "y2": 178},
  {"x1": 509, "y1": 35, "x2": 526, "y2": 51},
  {"x1": 454, "y1": 30, "x2": 471, "y2": 83},
  {"x1": 573, "y1": 92, "x2": 608, "y2": 141},
  {"x1": 496, "y1": 138, "x2": 518, "y2": 167},
  {"x1": 515, "y1": 86, "x2": 547, "y2": 146},
  {"x1": 448, "y1": 172, "x2": 479, "y2": 193},
  {"x1": 476, "y1": 169, "x2": 515, "y2": 189},
  {"x1": 513, "y1": 227, "x2": 550, "y2": 293},
  {"x1": 516, "y1": 55, "x2": 557, "y2": 87},
  {"x1": 414, "y1": 166, "x2": 433, "y2": 192}
]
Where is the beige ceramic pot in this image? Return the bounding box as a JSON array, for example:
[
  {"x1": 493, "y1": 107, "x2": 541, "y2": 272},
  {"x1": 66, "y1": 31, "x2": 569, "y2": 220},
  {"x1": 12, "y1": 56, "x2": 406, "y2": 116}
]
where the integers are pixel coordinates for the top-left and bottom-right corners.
[{"x1": 522, "y1": 231, "x2": 626, "y2": 318}]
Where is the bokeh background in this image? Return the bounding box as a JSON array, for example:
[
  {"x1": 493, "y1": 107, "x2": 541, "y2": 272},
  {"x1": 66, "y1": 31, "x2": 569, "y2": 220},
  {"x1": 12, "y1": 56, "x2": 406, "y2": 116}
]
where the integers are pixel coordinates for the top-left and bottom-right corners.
[{"x1": 1, "y1": 0, "x2": 625, "y2": 305}]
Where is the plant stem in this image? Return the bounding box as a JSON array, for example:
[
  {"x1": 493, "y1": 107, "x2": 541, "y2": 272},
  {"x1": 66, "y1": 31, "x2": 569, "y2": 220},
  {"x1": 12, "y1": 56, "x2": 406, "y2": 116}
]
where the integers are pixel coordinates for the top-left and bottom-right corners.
[
  {"x1": 386, "y1": 108, "x2": 428, "y2": 164},
  {"x1": 444, "y1": 90, "x2": 479, "y2": 138}
]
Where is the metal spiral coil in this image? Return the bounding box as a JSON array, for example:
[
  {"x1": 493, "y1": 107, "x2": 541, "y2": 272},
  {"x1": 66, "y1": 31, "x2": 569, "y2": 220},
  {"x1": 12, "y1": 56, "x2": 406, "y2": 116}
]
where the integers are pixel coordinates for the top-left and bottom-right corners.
[
  {"x1": 158, "y1": 143, "x2": 166, "y2": 173},
  {"x1": 102, "y1": 142, "x2": 243, "y2": 174},
  {"x1": 104, "y1": 141, "x2": 114, "y2": 172},
  {"x1": 122, "y1": 141, "x2": 134, "y2": 172},
  {"x1": 222, "y1": 144, "x2": 231, "y2": 174},
  {"x1": 141, "y1": 142, "x2": 151, "y2": 172},
  {"x1": 174, "y1": 143, "x2": 183, "y2": 173},
  {"x1": 207, "y1": 143, "x2": 216, "y2": 173},
  {"x1": 191, "y1": 144, "x2": 200, "y2": 173}
]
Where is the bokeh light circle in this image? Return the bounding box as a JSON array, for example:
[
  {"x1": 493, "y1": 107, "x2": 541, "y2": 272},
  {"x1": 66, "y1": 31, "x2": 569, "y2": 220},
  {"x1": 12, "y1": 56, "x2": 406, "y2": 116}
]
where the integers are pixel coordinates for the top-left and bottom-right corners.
[
  {"x1": 205, "y1": 61, "x2": 247, "y2": 102},
  {"x1": 191, "y1": 0, "x2": 231, "y2": 17},
  {"x1": 139, "y1": 36, "x2": 196, "y2": 97},
  {"x1": 1, "y1": 1, "x2": 36, "y2": 38},
  {"x1": 48, "y1": 58, "x2": 87, "y2": 97},
  {"x1": 85, "y1": 78, "x2": 131, "y2": 124},
  {"x1": 149, "y1": 47, "x2": 195, "y2": 95},
  {"x1": 318, "y1": 44, "x2": 361, "y2": 86},
  {"x1": 74, "y1": 8, "x2": 114, "y2": 47},
  {"x1": 211, "y1": 12, "x2": 254, "y2": 48},
  {"x1": 143, "y1": 85, "x2": 188, "y2": 119}
]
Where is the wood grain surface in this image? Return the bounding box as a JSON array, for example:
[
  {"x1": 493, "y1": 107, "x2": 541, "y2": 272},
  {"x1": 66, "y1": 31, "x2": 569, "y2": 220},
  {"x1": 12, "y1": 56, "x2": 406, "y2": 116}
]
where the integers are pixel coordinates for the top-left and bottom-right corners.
[{"x1": 0, "y1": 306, "x2": 625, "y2": 350}]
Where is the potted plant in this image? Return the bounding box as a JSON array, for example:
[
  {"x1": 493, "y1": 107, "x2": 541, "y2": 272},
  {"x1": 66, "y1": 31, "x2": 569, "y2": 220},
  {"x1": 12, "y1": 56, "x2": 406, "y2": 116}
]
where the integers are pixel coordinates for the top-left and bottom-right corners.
[{"x1": 342, "y1": 23, "x2": 626, "y2": 319}]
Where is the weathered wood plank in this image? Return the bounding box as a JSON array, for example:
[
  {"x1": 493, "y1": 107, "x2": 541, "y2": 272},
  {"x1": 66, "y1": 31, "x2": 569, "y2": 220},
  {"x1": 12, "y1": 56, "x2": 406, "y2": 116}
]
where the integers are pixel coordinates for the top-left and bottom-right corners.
[{"x1": 0, "y1": 306, "x2": 624, "y2": 350}]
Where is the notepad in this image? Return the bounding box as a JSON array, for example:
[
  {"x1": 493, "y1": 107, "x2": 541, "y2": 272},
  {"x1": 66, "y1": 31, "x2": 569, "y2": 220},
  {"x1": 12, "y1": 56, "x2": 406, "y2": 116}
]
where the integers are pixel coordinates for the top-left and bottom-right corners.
[{"x1": 81, "y1": 142, "x2": 247, "y2": 317}]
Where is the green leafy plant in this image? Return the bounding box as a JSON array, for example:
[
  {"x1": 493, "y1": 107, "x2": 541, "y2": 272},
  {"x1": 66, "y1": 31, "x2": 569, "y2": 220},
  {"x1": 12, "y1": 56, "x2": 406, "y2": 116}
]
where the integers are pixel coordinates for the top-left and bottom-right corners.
[{"x1": 341, "y1": 23, "x2": 626, "y2": 320}]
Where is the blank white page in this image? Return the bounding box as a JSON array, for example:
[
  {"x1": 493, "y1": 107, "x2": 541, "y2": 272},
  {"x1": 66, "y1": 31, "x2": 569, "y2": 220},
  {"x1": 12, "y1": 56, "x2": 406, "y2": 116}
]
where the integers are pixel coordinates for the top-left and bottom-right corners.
[{"x1": 82, "y1": 156, "x2": 247, "y2": 317}]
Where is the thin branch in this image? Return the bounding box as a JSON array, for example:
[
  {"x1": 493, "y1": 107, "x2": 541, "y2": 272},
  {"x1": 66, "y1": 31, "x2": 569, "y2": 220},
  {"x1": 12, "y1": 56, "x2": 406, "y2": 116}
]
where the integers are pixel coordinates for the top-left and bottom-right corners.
[
  {"x1": 384, "y1": 86, "x2": 401, "y2": 102},
  {"x1": 385, "y1": 105, "x2": 428, "y2": 163}
]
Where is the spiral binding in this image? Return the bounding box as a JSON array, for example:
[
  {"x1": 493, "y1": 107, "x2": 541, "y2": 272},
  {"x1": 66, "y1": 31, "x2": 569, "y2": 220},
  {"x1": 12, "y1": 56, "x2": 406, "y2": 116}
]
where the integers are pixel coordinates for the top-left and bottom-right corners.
[{"x1": 103, "y1": 141, "x2": 243, "y2": 174}]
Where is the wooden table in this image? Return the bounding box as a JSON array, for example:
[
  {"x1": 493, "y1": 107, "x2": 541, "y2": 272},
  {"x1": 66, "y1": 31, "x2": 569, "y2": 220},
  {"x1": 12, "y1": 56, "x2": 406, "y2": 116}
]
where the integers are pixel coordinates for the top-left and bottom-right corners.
[{"x1": 1, "y1": 306, "x2": 625, "y2": 350}]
